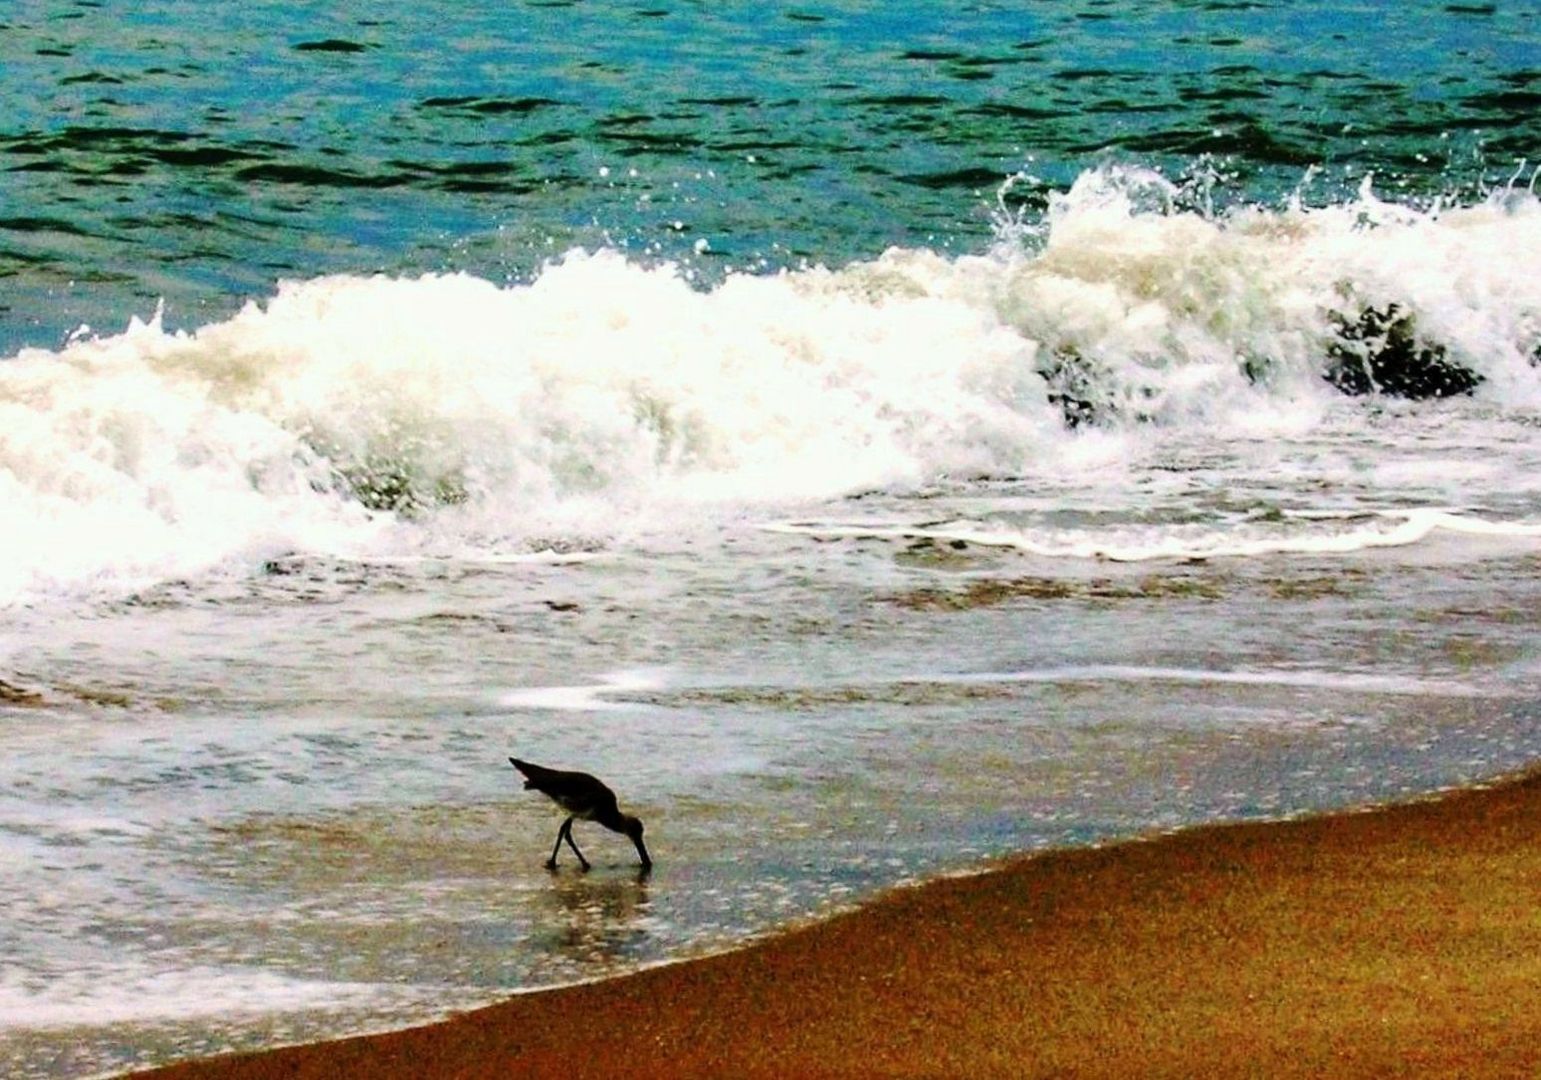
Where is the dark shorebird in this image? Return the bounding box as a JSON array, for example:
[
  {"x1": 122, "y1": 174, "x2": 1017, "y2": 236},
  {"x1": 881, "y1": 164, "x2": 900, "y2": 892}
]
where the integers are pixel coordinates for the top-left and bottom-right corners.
[{"x1": 509, "y1": 757, "x2": 651, "y2": 871}]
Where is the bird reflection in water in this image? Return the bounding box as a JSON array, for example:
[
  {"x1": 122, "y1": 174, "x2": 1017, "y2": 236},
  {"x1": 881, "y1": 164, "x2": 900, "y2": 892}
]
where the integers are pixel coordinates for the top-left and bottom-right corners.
[{"x1": 536, "y1": 864, "x2": 655, "y2": 967}]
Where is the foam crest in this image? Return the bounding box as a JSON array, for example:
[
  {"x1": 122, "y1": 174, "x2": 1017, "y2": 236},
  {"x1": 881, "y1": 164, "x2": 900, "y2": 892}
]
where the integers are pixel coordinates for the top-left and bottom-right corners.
[
  {"x1": 771, "y1": 509, "x2": 1541, "y2": 563},
  {"x1": 881, "y1": 166, "x2": 1541, "y2": 420},
  {"x1": 0, "y1": 253, "x2": 1063, "y2": 602},
  {"x1": 0, "y1": 313, "x2": 391, "y2": 603},
  {"x1": 3, "y1": 172, "x2": 1539, "y2": 602}
]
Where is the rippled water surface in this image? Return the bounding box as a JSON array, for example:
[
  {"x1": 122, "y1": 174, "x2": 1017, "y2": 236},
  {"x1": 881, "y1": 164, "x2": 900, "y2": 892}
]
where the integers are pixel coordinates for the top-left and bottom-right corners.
[{"x1": 4, "y1": 0, "x2": 1538, "y2": 348}]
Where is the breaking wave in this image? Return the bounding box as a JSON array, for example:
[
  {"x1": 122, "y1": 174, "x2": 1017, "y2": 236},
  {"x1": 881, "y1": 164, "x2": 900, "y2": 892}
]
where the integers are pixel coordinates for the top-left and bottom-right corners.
[{"x1": 2, "y1": 167, "x2": 1539, "y2": 602}]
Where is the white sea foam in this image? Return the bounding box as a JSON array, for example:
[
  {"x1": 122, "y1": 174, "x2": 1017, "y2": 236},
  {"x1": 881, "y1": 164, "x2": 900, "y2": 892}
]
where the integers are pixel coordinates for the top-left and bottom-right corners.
[
  {"x1": 914, "y1": 665, "x2": 1482, "y2": 698},
  {"x1": 0, "y1": 964, "x2": 414, "y2": 1030},
  {"x1": 2, "y1": 173, "x2": 1538, "y2": 603},
  {"x1": 502, "y1": 669, "x2": 669, "y2": 711},
  {"x1": 768, "y1": 508, "x2": 1541, "y2": 562}
]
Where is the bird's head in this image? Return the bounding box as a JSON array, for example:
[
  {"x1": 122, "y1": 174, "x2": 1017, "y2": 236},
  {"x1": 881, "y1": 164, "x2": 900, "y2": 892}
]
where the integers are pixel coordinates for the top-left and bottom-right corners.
[{"x1": 622, "y1": 814, "x2": 652, "y2": 869}]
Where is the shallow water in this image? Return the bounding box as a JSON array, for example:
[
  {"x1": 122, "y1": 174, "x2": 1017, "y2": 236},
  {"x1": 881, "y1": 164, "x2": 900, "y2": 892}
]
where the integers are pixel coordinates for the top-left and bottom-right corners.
[
  {"x1": 3, "y1": 1, "x2": 1541, "y2": 1076},
  {"x1": 5, "y1": 494, "x2": 1541, "y2": 1076}
]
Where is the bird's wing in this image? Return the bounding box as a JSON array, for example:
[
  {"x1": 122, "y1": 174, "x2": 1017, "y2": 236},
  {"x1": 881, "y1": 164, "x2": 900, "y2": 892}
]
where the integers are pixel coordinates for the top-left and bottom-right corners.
[{"x1": 509, "y1": 758, "x2": 611, "y2": 801}]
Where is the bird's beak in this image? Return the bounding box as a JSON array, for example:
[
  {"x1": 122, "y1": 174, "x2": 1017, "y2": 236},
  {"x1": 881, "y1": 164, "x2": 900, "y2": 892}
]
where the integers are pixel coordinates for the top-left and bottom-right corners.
[{"x1": 634, "y1": 835, "x2": 652, "y2": 870}]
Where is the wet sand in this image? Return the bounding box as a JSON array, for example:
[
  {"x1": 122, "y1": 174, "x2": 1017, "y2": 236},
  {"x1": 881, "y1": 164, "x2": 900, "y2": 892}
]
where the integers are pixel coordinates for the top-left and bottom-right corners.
[{"x1": 129, "y1": 770, "x2": 1541, "y2": 1079}]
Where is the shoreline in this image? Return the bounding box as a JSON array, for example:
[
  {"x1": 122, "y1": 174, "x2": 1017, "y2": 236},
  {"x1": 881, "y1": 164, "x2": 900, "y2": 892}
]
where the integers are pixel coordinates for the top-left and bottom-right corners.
[{"x1": 128, "y1": 770, "x2": 1541, "y2": 1078}]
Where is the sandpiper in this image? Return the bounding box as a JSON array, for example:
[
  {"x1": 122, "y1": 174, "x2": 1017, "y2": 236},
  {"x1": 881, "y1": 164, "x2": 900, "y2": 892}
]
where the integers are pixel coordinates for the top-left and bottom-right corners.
[{"x1": 509, "y1": 757, "x2": 652, "y2": 871}]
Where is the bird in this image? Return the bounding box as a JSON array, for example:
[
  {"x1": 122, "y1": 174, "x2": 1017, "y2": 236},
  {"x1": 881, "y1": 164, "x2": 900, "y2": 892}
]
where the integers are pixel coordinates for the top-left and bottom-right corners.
[{"x1": 509, "y1": 757, "x2": 652, "y2": 871}]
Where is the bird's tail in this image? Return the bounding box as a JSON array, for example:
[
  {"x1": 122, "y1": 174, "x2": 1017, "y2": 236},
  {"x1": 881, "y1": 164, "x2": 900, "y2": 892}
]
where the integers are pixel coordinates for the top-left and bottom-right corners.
[{"x1": 508, "y1": 757, "x2": 538, "y2": 789}]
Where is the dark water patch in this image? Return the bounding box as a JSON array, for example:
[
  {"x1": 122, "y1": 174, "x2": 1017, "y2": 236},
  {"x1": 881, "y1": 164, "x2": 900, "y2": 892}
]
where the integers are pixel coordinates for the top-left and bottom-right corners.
[
  {"x1": 405, "y1": 160, "x2": 537, "y2": 195},
  {"x1": 1480, "y1": 132, "x2": 1541, "y2": 160},
  {"x1": 1085, "y1": 99, "x2": 1179, "y2": 114},
  {"x1": 40, "y1": 126, "x2": 194, "y2": 150},
  {"x1": 293, "y1": 39, "x2": 372, "y2": 53},
  {"x1": 679, "y1": 96, "x2": 760, "y2": 107},
  {"x1": 784, "y1": 11, "x2": 826, "y2": 21},
  {"x1": 466, "y1": 98, "x2": 562, "y2": 116},
  {"x1": 421, "y1": 96, "x2": 562, "y2": 115},
  {"x1": 964, "y1": 103, "x2": 1061, "y2": 121},
  {"x1": 898, "y1": 166, "x2": 1009, "y2": 190},
  {"x1": 889, "y1": 116, "x2": 949, "y2": 135},
  {"x1": 1445, "y1": 2, "x2": 1496, "y2": 12},
  {"x1": 1377, "y1": 112, "x2": 1497, "y2": 135},
  {"x1": 1055, "y1": 68, "x2": 1123, "y2": 81},
  {"x1": 900, "y1": 49, "x2": 963, "y2": 61},
  {"x1": 1461, "y1": 89, "x2": 1541, "y2": 112},
  {"x1": 233, "y1": 163, "x2": 408, "y2": 189},
  {"x1": 100, "y1": 159, "x2": 150, "y2": 177},
  {"x1": 849, "y1": 94, "x2": 951, "y2": 107},
  {"x1": 1179, "y1": 86, "x2": 1269, "y2": 101},
  {"x1": 657, "y1": 107, "x2": 713, "y2": 122},
  {"x1": 517, "y1": 130, "x2": 577, "y2": 147},
  {"x1": 944, "y1": 67, "x2": 995, "y2": 82},
  {"x1": 0, "y1": 247, "x2": 60, "y2": 267},
  {"x1": 596, "y1": 112, "x2": 655, "y2": 128},
  {"x1": 710, "y1": 139, "x2": 806, "y2": 152},
  {"x1": 60, "y1": 72, "x2": 125, "y2": 85},
  {"x1": 956, "y1": 54, "x2": 1035, "y2": 68},
  {"x1": 146, "y1": 145, "x2": 258, "y2": 167},
  {"x1": 597, "y1": 130, "x2": 704, "y2": 155},
  {"x1": 758, "y1": 163, "x2": 821, "y2": 180},
  {"x1": 1206, "y1": 109, "x2": 1267, "y2": 126},
  {"x1": 1110, "y1": 122, "x2": 1315, "y2": 166},
  {"x1": 393, "y1": 159, "x2": 516, "y2": 178},
  {"x1": 0, "y1": 216, "x2": 95, "y2": 237}
]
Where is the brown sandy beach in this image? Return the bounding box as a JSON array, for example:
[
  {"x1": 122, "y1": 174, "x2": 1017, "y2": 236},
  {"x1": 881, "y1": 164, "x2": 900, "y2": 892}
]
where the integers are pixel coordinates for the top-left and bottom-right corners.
[{"x1": 130, "y1": 771, "x2": 1541, "y2": 1079}]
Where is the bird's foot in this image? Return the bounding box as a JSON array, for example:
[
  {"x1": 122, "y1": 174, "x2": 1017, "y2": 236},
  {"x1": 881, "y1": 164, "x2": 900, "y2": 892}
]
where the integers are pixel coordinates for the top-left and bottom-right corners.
[{"x1": 543, "y1": 859, "x2": 559, "y2": 872}]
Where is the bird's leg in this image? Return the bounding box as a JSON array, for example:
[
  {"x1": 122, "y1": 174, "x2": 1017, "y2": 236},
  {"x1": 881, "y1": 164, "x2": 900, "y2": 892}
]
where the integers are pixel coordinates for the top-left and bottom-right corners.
[
  {"x1": 563, "y1": 821, "x2": 591, "y2": 871},
  {"x1": 546, "y1": 817, "x2": 572, "y2": 870}
]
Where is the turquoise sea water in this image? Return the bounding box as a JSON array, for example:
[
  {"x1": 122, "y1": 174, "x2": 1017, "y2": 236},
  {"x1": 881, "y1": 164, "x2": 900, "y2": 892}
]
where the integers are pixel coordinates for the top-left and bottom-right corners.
[
  {"x1": 3, "y1": 3, "x2": 1541, "y2": 1076},
  {"x1": 4, "y1": 0, "x2": 1538, "y2": 350}
]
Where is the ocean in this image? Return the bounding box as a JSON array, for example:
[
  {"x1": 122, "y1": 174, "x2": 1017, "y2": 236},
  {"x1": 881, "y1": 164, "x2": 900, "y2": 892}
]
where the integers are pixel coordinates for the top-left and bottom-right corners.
[{"x1": 3, "y1": 0, "x2": 1540, "y2": 1074}]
